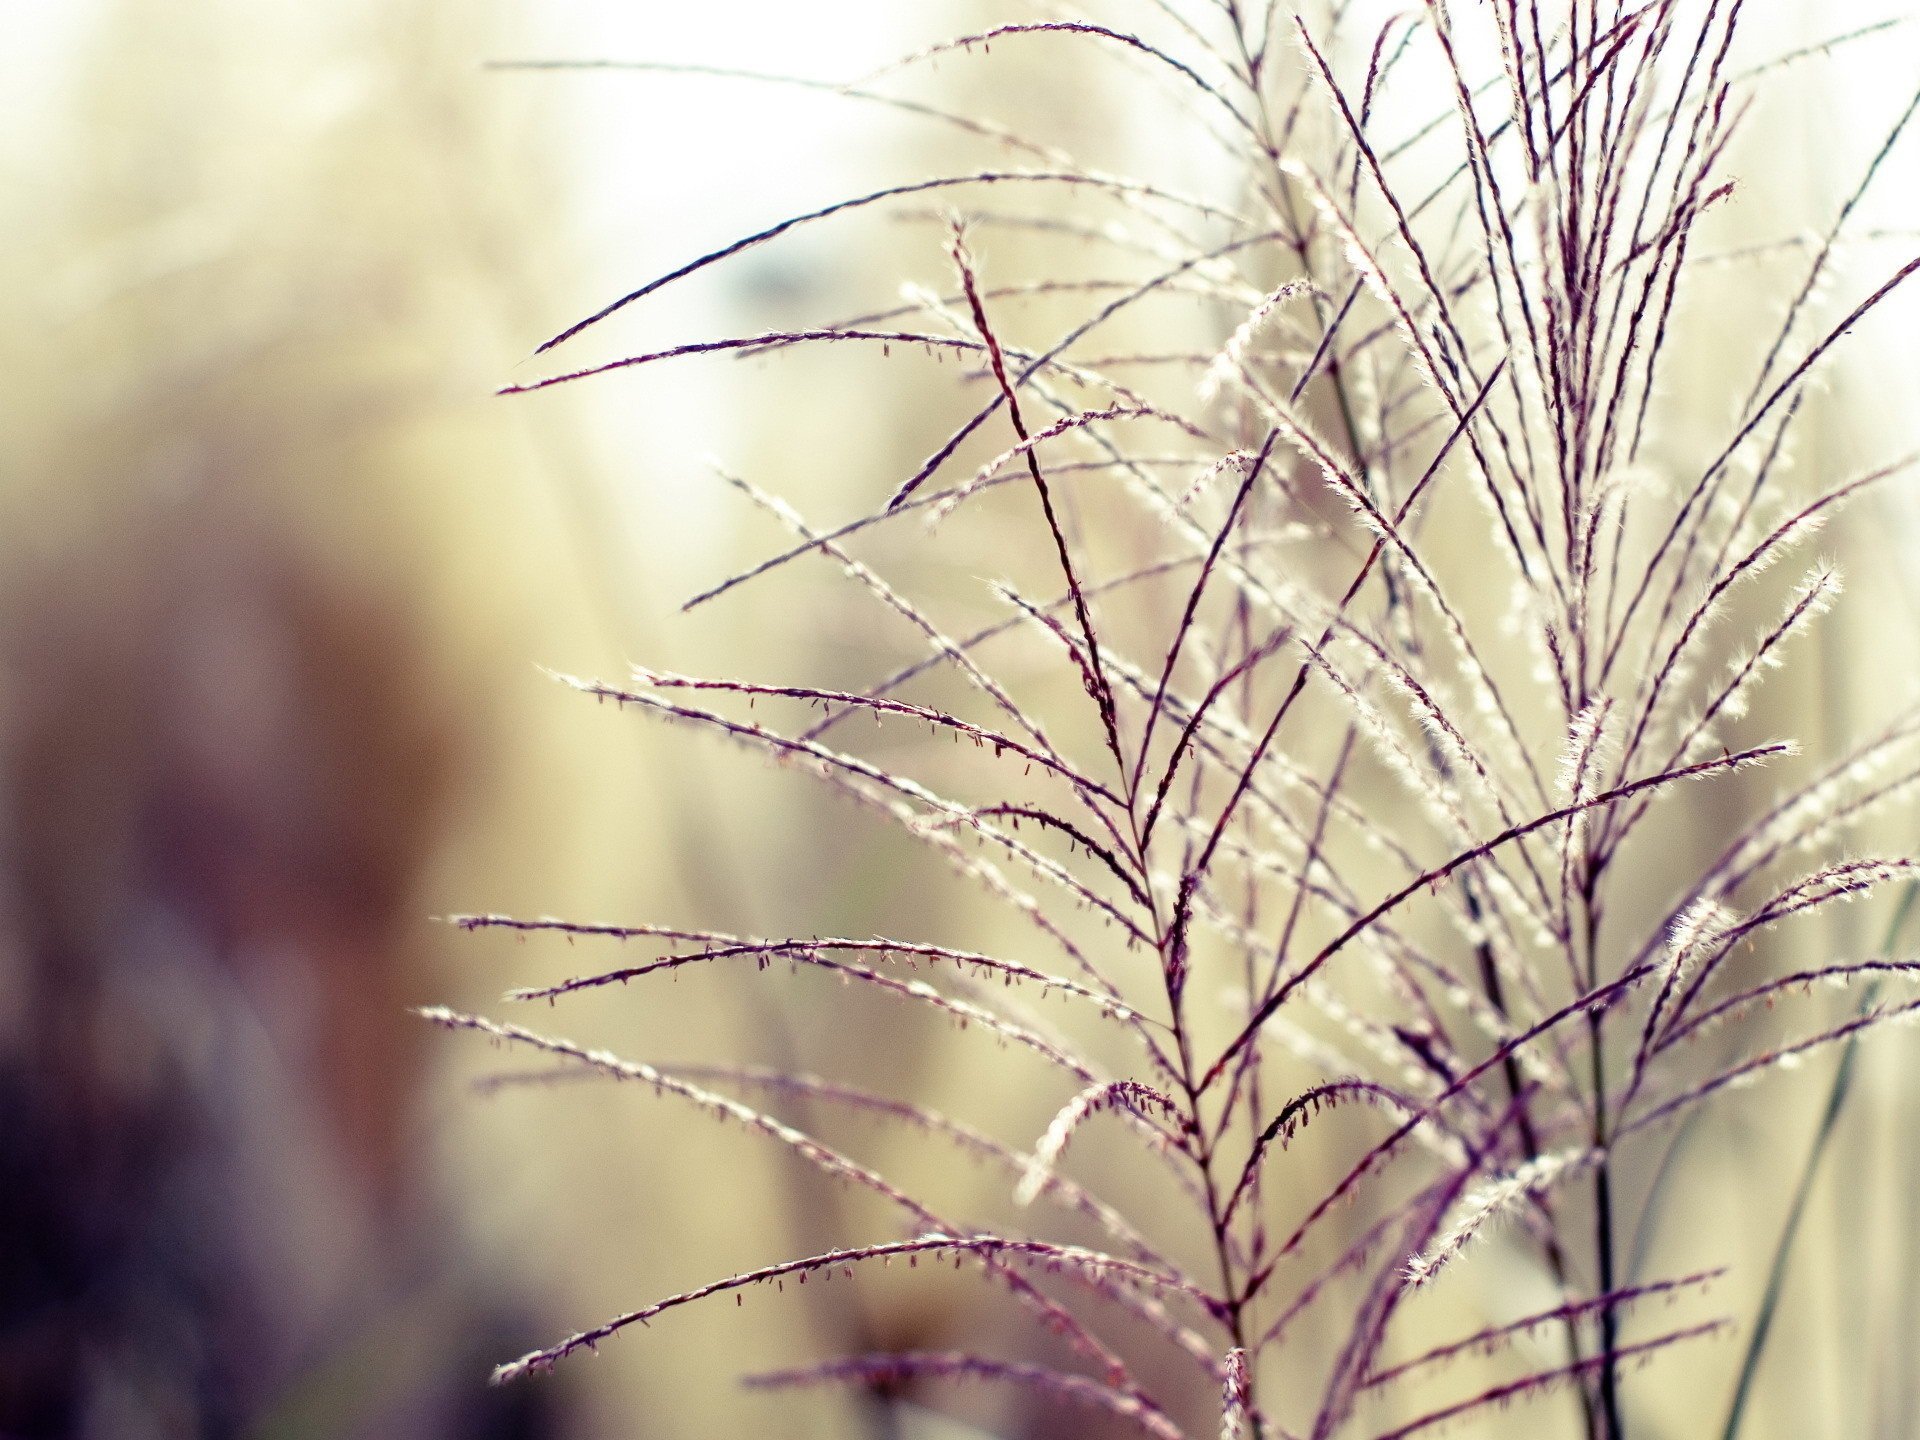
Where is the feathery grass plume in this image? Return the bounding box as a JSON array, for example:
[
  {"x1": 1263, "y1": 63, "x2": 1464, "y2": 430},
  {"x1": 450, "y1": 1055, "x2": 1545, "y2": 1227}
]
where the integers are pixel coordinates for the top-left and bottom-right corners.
[{"x1": 452, "y1": 5, "x2": 1920, "y2": 1436}]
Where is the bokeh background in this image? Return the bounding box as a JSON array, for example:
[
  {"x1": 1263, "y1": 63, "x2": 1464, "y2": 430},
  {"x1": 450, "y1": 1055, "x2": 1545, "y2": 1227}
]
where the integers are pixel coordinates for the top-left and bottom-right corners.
[{"x1": 4, "y1": 3, "x2": 1919, "y2": 1438}]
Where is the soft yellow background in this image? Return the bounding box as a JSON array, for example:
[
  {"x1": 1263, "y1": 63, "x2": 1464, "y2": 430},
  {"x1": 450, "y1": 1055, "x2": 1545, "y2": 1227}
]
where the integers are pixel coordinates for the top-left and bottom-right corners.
[{"x1": 5, "y1": 3, "x2": 1919, "y2": 1438}]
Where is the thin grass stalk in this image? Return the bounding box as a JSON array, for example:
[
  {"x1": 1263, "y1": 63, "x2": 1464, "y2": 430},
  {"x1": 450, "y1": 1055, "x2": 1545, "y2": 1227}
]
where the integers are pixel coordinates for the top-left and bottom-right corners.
[{"x1": 1718, "y1": 884, "x2": 1920, "y2": 1440}]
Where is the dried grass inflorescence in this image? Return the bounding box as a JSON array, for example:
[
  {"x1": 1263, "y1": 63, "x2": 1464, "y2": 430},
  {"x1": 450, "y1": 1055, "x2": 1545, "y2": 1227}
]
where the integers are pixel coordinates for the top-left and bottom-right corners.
[{"x1": 436, "y1": 5, "x2": 1920, "y2": 1437}]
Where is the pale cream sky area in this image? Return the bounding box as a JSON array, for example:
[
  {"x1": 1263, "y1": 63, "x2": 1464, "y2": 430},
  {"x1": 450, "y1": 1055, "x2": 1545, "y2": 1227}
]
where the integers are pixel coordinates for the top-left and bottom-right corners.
[{"x1": 10, "y1": 0, "x2": 1917, "y2": 547}]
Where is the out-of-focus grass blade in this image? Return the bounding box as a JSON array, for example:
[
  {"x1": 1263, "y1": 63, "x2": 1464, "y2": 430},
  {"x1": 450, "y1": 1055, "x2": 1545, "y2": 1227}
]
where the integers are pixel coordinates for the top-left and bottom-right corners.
[{"x1": 1720, "y1": 882, "x2": 1920, "y2": 1440}]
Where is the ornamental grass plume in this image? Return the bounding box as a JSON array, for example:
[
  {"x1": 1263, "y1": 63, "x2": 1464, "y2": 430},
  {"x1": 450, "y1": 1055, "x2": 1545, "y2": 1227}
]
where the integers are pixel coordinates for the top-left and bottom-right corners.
[{"x1": 433, "y1": 5, "x2": 1920, "y2": 1437}]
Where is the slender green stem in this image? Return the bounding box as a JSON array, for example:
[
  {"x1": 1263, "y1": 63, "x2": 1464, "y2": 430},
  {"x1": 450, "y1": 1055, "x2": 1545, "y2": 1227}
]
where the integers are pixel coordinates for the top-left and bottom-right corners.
[
  {"x1": 1719, "y1": 884, "x2": 1920, "y2": 1440},
  {"x1": 1591, "y1": 1075, "x2": 1625, "y2": 1440},
  {"x1": 1577, "y1": 866, "x2": 1625, "y2": 1440}
]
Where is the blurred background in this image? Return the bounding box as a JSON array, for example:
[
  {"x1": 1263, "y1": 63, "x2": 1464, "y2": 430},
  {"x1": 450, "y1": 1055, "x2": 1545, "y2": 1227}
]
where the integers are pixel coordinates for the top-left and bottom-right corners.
[{"x1": 3, "y1": 2, "x2": 1918, "y2": 1438}]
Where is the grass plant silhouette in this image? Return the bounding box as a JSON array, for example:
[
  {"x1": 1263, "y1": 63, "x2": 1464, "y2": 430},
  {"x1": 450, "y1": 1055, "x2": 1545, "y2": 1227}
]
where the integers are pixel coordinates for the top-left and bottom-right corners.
[{"x1": 434, "y1": 7, "x2": 1920, "y2": 1436}]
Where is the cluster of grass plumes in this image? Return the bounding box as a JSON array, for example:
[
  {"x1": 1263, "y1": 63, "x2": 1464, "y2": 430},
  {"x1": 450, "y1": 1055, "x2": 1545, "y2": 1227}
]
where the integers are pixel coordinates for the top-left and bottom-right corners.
[{"x1": 436, "y1": 4, "x2": 1920, "y2": 1436}]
